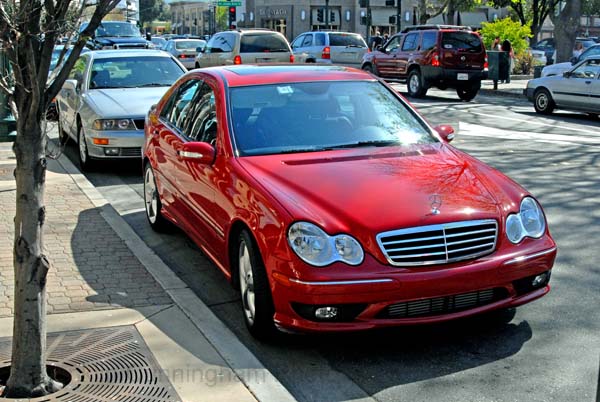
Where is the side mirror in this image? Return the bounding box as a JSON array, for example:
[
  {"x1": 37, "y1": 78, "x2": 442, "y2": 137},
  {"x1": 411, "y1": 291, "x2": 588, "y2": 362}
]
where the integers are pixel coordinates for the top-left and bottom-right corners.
[
  {"x1": 434, "y1": 125, "x2": 455, "y2": 143},
  {"x1": 196, "y1": 46, "x2": 204, "y2": 53},
  {"x1": 570, "y1": 57, "x2": 578, "y2": 65},
  {"x1": 177, "y1": 141, "x2": 215, "y2": 164},
  {"x1": 563, "y1": 71, "x2": 571, "y2": 78},
  {"x1": 149, "y1": 104, "x2": 157, "y2": 112}
]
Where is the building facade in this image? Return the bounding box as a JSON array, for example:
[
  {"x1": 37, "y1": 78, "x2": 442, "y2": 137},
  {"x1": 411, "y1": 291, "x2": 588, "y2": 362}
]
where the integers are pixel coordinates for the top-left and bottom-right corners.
[{"x1": 170, "y1": 0, "x2": 211, "y2": 36}]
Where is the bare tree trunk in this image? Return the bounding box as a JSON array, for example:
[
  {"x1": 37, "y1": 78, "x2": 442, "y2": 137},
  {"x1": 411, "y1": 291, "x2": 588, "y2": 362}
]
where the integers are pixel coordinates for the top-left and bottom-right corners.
[
  {"x1": 551, "y1": 0, "x2": 582, "y2": 63},
  {"x1": 3, "y1": 116, "x2": 61, "y2": 398}
]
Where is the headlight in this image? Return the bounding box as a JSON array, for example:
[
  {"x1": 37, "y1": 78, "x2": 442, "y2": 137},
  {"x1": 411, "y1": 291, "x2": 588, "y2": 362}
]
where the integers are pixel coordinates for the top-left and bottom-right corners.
[
  {"x1": 101, "y1": 45, "x2": 113, "y2": 50},
  {"x1": 287, "y1": 222, "x2": 364, "y2": 267},
  {"x1": 505, "y1": 197, "x2": 546, "y2": 244},
  {"x1": 93, "y1": 119, "x2": 135, "y2": 130}
]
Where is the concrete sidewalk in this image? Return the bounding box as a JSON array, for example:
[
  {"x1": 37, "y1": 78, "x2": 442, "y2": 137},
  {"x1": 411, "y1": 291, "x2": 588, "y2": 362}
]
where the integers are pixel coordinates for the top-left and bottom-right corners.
[
  {"x1": 0, "y1": 141, "x2": 295, "y2": 401},
  {"x1": 479, "y1": 76, "x2": 529, "y2": 99}
]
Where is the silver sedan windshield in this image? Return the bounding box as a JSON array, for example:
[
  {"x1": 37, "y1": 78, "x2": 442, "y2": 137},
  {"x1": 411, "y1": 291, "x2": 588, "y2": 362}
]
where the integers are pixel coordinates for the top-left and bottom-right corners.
[{"x1": 89, "y1": 56, "x2": 184, "y2": 89}]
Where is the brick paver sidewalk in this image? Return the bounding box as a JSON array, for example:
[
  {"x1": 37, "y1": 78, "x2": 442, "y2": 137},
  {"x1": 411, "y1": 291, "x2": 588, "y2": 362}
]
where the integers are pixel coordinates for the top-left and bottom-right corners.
[{"x1": 0, "y1": 143, "x2": 172, "y2": 317}]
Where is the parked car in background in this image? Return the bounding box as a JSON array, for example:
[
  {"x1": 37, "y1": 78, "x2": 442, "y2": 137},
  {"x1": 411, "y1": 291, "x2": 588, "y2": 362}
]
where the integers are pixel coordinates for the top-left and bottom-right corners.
[
  {"x1": 163, "y1": 39, "x2": 207, "y2": 69},
  {"x1": 143, "y1": 64, "x2": 556, "y2": 339},
  {"x1": 542, "y1": 43, "x2": 600, "y2": 76},
  {"x1": 150, "y1": 36, "x2": 167, "y2": 50},
  {"x1": 361, "y1": 25, "x2": 487, "y2": 101},
  {"x1": 290, "y1": 31, "x2": 369, "y2": 67},
  {"x1": 532, "y1": 37, "x2": 596, "y2": 65},
  {"x1": 56, "y1": 49, "x2": 186, "y2": 170},
  {"x1": 528, "y1": 47, "x2": 547, "y2": 66},
  {"x1": 525, "y1": 56, "x2": 600, "y2": 116},
  {"x1": 81, "y1": 21, "x2": 149, "y2": 50},
  {"x1": 194, "y1": 29, "x2": 294, "y2": 68}
]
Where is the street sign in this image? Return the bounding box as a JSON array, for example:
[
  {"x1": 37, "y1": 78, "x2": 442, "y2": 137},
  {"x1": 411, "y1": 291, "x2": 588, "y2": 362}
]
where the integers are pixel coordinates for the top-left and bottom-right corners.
[{"x1": 217, "y1": 1, "x2": 241, "y2": 6}]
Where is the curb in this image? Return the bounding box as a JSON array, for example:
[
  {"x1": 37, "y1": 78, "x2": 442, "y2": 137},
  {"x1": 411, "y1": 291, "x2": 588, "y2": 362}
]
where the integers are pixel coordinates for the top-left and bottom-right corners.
[
  {"x1": 55, "y1": 153, "x2": 296, "y2": 402},
  {"x1": 479, "y1": 88, "x2": 526, "y2": 99}
]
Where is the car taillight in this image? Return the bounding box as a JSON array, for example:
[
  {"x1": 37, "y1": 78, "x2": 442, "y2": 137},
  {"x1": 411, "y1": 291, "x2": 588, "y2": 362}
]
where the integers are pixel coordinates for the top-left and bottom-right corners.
[
  {"x1": 431, "y1": 52, "x2": 440, "y2": 67},
  {"x1": 234, "y1": 55, "x2": 242, "y2": 65},
  {"x1": 484, "y1": 54, "x2": 489, "y2": 69},
  {"x1": 322, "y1": 46, "x2": 331, "y2": 60},
  {"x1": 178, "y1": 54, "x2": 186, "y2": 59},
  {"x1": 290, "y1": 54, "x2": 295, "y2": 63}
]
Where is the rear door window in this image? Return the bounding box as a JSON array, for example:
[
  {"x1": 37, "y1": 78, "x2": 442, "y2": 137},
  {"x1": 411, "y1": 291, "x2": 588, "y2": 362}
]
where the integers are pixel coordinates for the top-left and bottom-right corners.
[
  {"x1": 401, "y1": 33, "x2": 419, "y2": 51},
  {"x1": 328, "y1": 33, "x2": 367, "y2": 48},
  {"x1": 421, "y1": 32, "x2": 437, "y2": 51},
  {"x1": 240, "y1": 34, "x2": 290, "y2": 52},
  {"x1": 315, "y1": 33, "x2": 326, "y2": 46},
  {"x1": 441, "y1": 32, "x2": 482, "y2": 53}
]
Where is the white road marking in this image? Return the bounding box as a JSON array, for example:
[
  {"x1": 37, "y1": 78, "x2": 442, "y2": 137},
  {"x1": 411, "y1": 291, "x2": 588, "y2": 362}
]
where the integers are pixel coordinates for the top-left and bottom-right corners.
[
  {"x1": 467, "y1": 110, "x2": 599, "y2": 135},
  {"x1": 458, "y1": 122, "x2": 600, "y2": 145}
]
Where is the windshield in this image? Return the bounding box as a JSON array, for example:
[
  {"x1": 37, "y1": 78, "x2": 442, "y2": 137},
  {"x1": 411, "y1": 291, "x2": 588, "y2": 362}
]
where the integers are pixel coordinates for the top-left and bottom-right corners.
[
  {"x1": 230, "y1": 81, "x2": 436, "y2": 156},
  {"x1": 175, "y1": 40, "x2": 206, "y2": 50},
  {"x1": 93, "y1": 22, "x2": 141, "y2": 38},
  {"x1": 89, "y1": 56, "x2": 185, "y2": 89}
]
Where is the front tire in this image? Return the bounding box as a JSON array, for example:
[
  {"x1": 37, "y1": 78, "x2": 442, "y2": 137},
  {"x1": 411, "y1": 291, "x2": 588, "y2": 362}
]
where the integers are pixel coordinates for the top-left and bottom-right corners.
[
  {"x1": 143, "y1": 163, "x2": 171, "y2": 232},
  {"x1": 533, "y1": 88, "x2": 555, "y2": 115},
  {"x1": 407, "y1": 69, "x2": 427, "y2": 98},
  {"x1": 362, "y1": 63, "x2": 378, "y2": 76},
  {"x1": 237, "y1": 230, "x2": 277, "y2": 340},
  {"x1": 77, "y1": 124, "x2": 94, "y2": 171}
]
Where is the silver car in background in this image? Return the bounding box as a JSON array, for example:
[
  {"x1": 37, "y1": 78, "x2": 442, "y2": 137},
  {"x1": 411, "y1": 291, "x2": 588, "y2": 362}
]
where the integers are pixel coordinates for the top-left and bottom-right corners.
[
  {"x1": 290, "y1": 31, "x2": 369, "y2": 67},
  {"x1": 525, "y1": 56, "x2": 600, "y2": 117},
  {"x1": 542, "y1": 44, "x2": 600, "y2": 77},
  {"x1": 163, "y1": 39, "x2": 206, "y2": 69},
  {"x1": 56, "y1": 49, "x2": 186, "y2": 170}
]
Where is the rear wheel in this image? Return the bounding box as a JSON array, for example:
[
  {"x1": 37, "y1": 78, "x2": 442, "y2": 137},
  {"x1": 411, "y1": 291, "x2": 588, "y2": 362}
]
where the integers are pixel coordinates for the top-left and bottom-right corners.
[
  {"x1": 456, "y1": 83, "x2": 480, "y2": 102},
  {"x1": 533, "y1": 88, "x2": 555, "y2": 115},
  {"x1": 143, "y1": 163, "x2": 171, "y2": 232},
  {"x1": 407, "y1": 69, "x2": 427, "y2": 98},
  {"x1": 237, "y1": 230, "x2": 277, "y2": 340},
  {"x1": 77, "y1": 123, "x2": 94, "y2": 171}
]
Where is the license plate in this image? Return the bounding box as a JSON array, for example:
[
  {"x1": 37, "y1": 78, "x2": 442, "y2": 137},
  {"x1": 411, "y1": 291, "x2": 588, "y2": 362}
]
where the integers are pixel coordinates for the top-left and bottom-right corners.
[
  {"x1": 256, "y1": 58, "x2": 272, "y2": 63},
  {"x1": 457, "y1": 73, "x2": 468, "y2": 80}
]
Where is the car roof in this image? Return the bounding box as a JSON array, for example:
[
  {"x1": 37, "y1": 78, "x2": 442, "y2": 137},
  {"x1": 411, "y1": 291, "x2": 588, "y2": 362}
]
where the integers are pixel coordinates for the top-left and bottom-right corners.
[
  {"x1": 88, "y1": 49, "x2": 171, "y2": 59},
  {"x1": 196, "y1": 65, "x2": 376, "y2": 87}
]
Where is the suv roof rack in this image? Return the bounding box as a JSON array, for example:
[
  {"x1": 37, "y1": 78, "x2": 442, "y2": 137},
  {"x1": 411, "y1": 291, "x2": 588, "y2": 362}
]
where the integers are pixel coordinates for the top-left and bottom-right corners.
[
  {"x1": 232, "y1": 28, "x2": 273, "y2": 32},
  {"x1": 401, "y1": 24, "x2": 472, "y2": 33}
]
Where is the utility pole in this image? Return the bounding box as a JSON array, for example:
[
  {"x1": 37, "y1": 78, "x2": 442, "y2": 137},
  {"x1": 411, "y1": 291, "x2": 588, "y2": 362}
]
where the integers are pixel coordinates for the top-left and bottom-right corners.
[
  {"x1": 325, "y1": 0, "x2": 330, "y2": 30},
  {"x1": 366, "y1": 0, "x2": 370, "y2": 47},
  {"x1": 397, "y1": 0, "x2": 401, "y2": 32}
]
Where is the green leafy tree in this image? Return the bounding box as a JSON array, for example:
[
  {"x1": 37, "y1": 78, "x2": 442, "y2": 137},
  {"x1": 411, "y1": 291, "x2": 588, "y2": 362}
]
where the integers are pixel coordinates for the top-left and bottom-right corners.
[
  {"x1": 480, "y1": 17, "x2": 532, "y2": 55},
  {"x1": 140, "y1": 0, "x2": 162, "y2": 28},
  {"x1": 583, "y1": 0, "x2": 600, "y2": 16},
  {"x1": 0, "y1": 0, "x2": 120, "y2": 397},
  {"x1": 216, "y1": 5, "x2": 228, "y2": 31},
  {"x1": 490, "y1": 0, "x2": 560, "y2": 43},
  {"x1": 416, "y1": 0, "x2": 481, "y2": 24}
]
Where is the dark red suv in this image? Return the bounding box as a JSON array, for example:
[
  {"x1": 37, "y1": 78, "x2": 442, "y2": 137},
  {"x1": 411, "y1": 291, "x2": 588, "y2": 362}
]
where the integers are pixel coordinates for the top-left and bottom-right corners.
[{"x1": 361, "y1": 25, "x2": 487, "y2": 101}]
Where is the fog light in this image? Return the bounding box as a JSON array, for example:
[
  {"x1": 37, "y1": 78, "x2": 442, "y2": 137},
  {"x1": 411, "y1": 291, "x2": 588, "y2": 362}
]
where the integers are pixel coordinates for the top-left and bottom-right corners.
[
  {"x1": 104, "y1": 147, "x2": 120, "y2": 156},
  {"x1": 314, "y1": 306, "x2": 338, "y2": 320},
  {"x1": 532, "y1": 273, "x2": 548, "y2": 287}
]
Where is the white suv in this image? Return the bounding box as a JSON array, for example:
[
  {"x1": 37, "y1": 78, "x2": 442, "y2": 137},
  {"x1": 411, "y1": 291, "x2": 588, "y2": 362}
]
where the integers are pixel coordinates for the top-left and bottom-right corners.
[
  {"x1": 195, "y1": 29, "x2": 294, "y2": 68},
  {"x1": 290, "y1": 31, "x2": 369, "y2": 67}
]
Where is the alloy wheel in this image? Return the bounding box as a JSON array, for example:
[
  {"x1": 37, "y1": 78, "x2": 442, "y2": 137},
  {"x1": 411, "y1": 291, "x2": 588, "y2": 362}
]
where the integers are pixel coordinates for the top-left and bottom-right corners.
[
  {"x1": 239, "y1": 239, "x2": 256, "y2": 326},
  {"x1": 144, "y1": 167, "x2": 158, "y2": 224}
]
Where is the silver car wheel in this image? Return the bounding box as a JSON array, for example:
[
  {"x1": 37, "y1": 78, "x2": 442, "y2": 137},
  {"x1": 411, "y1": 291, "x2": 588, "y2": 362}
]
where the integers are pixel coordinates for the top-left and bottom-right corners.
[
  {"x1": 78, "y1": 128, "x2": 88, "y2": 164},
  {"x1": 239, "y1": 240, "x2": 256, "y2": 326},
  {"x1": 144, "y1": 167, "x2": 158, "y2": 224},
  {"x1": 409, "y1": 74, "x2": 420, "y2": 93},
  {"x1": 536, "y1": 92, "x2": 548, "y2": 110}
]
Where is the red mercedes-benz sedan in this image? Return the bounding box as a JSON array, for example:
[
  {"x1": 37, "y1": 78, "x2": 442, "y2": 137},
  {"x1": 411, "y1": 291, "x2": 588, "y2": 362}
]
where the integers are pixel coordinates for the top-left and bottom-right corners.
[{"x1": 143, "y1": 65, "x2": 557, "y2": 338}]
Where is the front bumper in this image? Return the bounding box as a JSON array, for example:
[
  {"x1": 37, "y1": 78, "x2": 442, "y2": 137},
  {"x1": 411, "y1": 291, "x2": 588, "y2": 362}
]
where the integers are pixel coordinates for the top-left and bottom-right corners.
[
  {"x1": 270, "y1": 238, "x2": 557, "y2": 332},
  {"x1": 86, "y1": 128, "x2": 144, "y2": 159},
  {"x1": 524, "y1": 87, "x2": 535, "y2": 102},
  {"x1": 422, "y1": 66, "x2": 487, "y2": 87}
]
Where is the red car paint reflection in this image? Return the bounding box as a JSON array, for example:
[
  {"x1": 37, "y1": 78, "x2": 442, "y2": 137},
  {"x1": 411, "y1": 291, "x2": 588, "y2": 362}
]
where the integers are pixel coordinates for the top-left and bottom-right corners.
[{"x1": 143, "y1": 65, "x2": 556, "y2": 338}]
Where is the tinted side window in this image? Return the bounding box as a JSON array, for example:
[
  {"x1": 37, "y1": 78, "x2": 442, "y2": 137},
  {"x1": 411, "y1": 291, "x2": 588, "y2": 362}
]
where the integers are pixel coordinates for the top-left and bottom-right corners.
[
  {"x1": 160, "y1": 79, "x2": 202, "y2": 131},
  {"x1": 240, "y1": 34, "x2": 290, "y2": 52},
  {"x1": 301, "y1": 34, "x2": 313, "y2": 47},
  {"x1": 184, "y1": 84, "x2": 217, "y2": 144},
  {"x1": 315, "y1": 33, "x2": 326, "y2": 46},
  {"x1": 291, "y1": 35, "x2": 305, "y2": 48},
  {"x1": 421, "y1": 32, "x2": 437, "y2": 51},
  {"x1": 401, "y1": 33, "x2": 419, "y2": 51},
  {"x1": 209, "y1": 33, "x2": 234, "y2": 52},
  {"x1": 329, "y1": 33, "x2": 366, "y2": 47}
]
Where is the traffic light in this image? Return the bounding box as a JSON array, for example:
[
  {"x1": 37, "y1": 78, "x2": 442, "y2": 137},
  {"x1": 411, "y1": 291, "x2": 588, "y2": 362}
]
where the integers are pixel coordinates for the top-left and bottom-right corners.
[
  {"x1": 229, "y1": 6, "x2": 236, "y2": 27},
  {"x1": 360, "y1": 16, "x2": 367, "y2": 25},
  {"x1": 386, "y1": 0, "x2": 395, "y2": 6},
  {"x1": 359, "y1": 0, "x2": 367, "y2": 7},
  {"x1": 389, "y1": 15, "x2": 396, "y2": 24},
  {"x1": 330, "y1": 11, "x2": 335, "y2": 23},
  {"x1": 317, "y1": 8, "x2": 324, "y2": 23}
]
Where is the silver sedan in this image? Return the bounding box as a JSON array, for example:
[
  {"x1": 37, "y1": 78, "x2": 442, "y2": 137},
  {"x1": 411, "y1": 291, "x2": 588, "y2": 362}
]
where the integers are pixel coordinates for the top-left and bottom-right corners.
[
  {"x1": 56, "y1": 49, "x2": 186, "y2": 170},
  {"x1": 525, "y1": 56, "x2": 600, "y2": 117}
]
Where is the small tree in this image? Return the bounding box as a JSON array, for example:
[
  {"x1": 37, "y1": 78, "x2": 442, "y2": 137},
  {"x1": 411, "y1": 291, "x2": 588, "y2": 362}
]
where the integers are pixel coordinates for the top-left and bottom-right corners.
[
  {"x1": 0, "y1": 0, "x2": 119, "y2": 397},
  {"x1": 480, "y1": 17, "x2": 532, "y2": 55},
  {"x1": 490, "y1": 0, "x2": 560, "y2": 43}
]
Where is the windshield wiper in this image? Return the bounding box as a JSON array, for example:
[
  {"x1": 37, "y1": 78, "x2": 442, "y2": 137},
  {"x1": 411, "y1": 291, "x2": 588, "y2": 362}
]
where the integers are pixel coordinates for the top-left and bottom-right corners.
[
  {"x1": 323, "y1": 140, "x2": 400, "y2": 149},
  {"x1": 136, "y1": 83, "x2": 169, "y2": 87}
]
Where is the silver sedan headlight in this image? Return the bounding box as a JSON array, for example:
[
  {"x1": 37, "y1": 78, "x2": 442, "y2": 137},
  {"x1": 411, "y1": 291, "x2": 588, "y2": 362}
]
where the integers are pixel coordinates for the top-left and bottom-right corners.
[
  {"x1": 93, "y1": 119, "x2": 135, "y2": 130},
  {"x1": 506, "y1": 197, "x2": 546, "y2": 244},
  {"x1": 287, "y1": 221, "x2": 364, "y2": 267}
]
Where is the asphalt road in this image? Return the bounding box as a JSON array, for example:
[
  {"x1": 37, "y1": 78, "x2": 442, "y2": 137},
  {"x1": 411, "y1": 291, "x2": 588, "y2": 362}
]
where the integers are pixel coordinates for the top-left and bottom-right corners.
[{"x1": 58, "y1": 89, "x2": 600, "y2": 402}]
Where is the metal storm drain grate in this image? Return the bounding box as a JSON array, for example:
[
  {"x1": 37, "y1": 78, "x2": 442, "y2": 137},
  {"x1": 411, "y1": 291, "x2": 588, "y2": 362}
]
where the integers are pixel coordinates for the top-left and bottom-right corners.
[{"x1": 0, "y1": 326, "x2": 180, "y2": 401}]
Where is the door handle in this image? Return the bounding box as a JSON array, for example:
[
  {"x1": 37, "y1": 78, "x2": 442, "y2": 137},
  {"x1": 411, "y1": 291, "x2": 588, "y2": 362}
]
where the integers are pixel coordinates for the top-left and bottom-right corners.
[{"x1": 151, "y1": 129, "x2": 159, "y2": 137}]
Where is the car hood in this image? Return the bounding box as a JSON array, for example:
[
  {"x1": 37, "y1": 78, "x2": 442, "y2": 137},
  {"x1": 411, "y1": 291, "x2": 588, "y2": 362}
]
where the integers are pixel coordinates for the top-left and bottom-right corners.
[
  {"x1": 86, "y1": 87, "x2": 170, "y2": 118},
  {"x1": 542, "y1": 62, "x2": 571, "y2": 75},
  {"x1": 239, "y1": 144, "x2": 525, "y2": 251}
]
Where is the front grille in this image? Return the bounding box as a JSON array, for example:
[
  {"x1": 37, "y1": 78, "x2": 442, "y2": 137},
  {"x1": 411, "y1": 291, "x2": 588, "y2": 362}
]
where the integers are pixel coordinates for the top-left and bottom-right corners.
[
  {"x1": 133, "y1": 119, "x2": 145, "y2": 130},
  {"x1": 120, "y1": 147, "x2": 142, "y2": 157},
  {"x1": 376, "y1": 219, "x2": 497, "y2": 266},
  {"x1": 379, "y1": 288, "x2": 508, "y2": 319}
]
